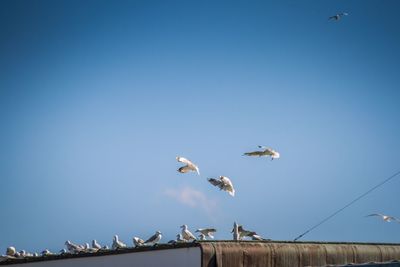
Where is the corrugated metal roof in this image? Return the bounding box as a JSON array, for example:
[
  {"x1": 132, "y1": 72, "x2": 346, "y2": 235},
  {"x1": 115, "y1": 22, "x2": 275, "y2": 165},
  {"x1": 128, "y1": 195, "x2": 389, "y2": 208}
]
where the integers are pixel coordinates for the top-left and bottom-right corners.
[{"x1": 199, "y1": 241, "x2": 400, "y2": 267}]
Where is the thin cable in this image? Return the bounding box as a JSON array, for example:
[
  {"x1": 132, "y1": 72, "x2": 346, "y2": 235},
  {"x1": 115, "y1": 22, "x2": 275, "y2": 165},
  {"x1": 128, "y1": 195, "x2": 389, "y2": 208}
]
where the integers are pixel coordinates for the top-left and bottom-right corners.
[{"x1": 293, "y1": 169, "x2": 400, "y2": 242}]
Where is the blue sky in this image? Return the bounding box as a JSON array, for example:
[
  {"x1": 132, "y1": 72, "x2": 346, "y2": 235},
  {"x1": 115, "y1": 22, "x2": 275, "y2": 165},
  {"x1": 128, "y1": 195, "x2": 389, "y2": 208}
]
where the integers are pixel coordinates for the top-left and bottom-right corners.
[{"x1": 1, "y1": 0, "x2": 400, "y2": 254}]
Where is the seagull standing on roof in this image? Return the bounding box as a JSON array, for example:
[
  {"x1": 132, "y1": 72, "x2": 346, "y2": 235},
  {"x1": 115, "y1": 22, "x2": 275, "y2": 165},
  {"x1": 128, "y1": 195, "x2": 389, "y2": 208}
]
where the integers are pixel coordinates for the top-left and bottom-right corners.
[
  {"x1": 181, "y1": 225, "x2": 197, "y2": 242},
  {"x1": 92, "y1": 240, "x2": 101, "y2": 250},
  {"x1": 144, "y1": 231, "x2": 162, "y2": 246},
  {"x1": 176, "y1": 156, "x2": 200, "y2": 175},
  {"x1": 329, "y1": 12, "x2": 348, "y2": 21},
  {"x1": 112, "y1": 235, "x2": 127, "y2": 250},
  {"x1": 366, "y1": 213, "x2": 400, "y2": 223},
  {"x1": 65, "y1": 240, "x2": 83, "y2": 253},
  {"x1": 243, "y1": 146, "x2": 280, "y2": 160},
  {"x1": 133, "y1": 237, "x2": 145, "y2": 247},
  {"x1": 208, "y1": 176, "x2": 235, "y2": 196},
  {"x1": 195, "y1": 228, "x2": 217, "y2": 239}
]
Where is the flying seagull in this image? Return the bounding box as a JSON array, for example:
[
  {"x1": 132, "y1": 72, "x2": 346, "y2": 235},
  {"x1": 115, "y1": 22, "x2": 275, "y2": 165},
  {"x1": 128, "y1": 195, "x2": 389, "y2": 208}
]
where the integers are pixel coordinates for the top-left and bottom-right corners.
[
  {"x1": 92, "y1": 240, "x2": 101, "y2": 250},
  {"x1": 231, "y1": 225, "x2": 260, "y2": 240},
  {"x1": 176, "y1": 156, "x2": 200, "y2": 175},
  {"x1": 144, "y1": 231, "x2": 162, "y2": 246},
  {"x1": 243, "y1": 146, "x2": 280, "y2": 160},
  {"x1": 133, "y1": 237, "x2": 145, "y2": 247},
  {"x1": 195, "y1": 228, "x2": 217, "y2": 239},
  {"x1": 181, "y1": 225, "x2": 197, "y2": 242},
  {"x1": 329, "y1": 12, "x2": 348, "y2": 21},
  {"x1": 208, "y1": 176, "x2": 235, "y2": 196},
  {"x1": 366, "y1": 213, "x2": 400, "y2": 223},
  {"x1": 112, "y1": 235, "x2": 127, "y2": 250}
]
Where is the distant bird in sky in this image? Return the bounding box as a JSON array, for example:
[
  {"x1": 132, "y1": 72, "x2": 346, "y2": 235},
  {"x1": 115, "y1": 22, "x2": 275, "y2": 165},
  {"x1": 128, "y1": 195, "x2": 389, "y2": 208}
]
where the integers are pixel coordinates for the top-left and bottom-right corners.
[
  {"x1": 243, "y1": 146, "x2": 280, "y2": 160},
  {"x1": 195, "y1": 228, "x2": 217, "y2": 239},
  {"x1": 133, "y1": 237, "x2": 145, "y2": 247},
  {"x1": 366, "y1": 213, "x2": 400, "y2": 223},
  {"x1": 176, "y1": 156, "x2": 200, "y2": 175},
  {"x1": 144, "y1": 231, "x2": 162, "y2": 246},
  {"x1": 208, "y1": 176, "x2": 235, "y2": 196},
  {"x1": 329, "y1": 12, "x2": 348, "y2": 21},
  {"x1": 112, "y1": 235, "x2": 127, "y2": 250},
  {"x1": 92, "y1": 240, "x2": 101, "y2": 250},
  {"x1": 181, "y1": 225, "x2": 197, "y2": 242}
]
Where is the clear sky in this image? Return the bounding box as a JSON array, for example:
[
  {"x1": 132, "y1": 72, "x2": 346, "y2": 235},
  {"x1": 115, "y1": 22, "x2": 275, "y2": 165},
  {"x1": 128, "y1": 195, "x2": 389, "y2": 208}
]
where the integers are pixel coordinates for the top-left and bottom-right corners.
[{"x1": 1, "y1": 0, "x2": 400, "y2": 254}]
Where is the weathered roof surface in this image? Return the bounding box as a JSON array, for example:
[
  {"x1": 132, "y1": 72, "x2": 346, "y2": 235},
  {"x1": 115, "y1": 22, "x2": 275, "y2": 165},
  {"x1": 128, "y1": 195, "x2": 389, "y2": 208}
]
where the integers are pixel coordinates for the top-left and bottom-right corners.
[
  {"x1": 1, "y1": 240, "x2": 400, "y2": 266},
  {"x1": 199, "y1": 241, "x2": 400, "y2": 267}
]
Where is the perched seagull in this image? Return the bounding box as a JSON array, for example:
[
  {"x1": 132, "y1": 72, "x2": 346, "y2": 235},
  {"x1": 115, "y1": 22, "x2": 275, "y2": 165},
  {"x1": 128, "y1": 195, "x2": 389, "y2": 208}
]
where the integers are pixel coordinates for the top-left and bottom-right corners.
[
  {"x1": 92, "y1": 240, "x2": 101, "y2": 250},
  {"x1": 198, "y1": 234, "x2": 207, "y2": 241},
  {"x1": 232, "y1": 222, "x2": 240, "y2": 241},
  {"x1": 176, "y1": 156, "x2": 200, "y2": 175},
  {"x1": 41, "y1": 249, "x2": 52, "y2": 256},
  {"x1": 59, "y1": 249, "x2": 68, "y2": 255},
  {"x1": 231, "y1": 225, "x2": 259, "y2": 240},
  {"x1": 366, "y1": 213, "x2": 400, "y2": 223},
  {"x1": 65, "y1": 240, "x2": 84, "y2": 253},
  {"x1": 195, "y1": 228, "x2": 217, "y2": 239},
  {"x1": 208, "y1": 176, "x2": 235, "y2": 196},
  {"x1": 133, "y1": 237, "x2": 145, "y2": 247},
  {"x1": 144, "y1": 231, "x2": 162, "y2": 246},
  {"x1": 181, "y1": 225, "x2": 197, "y2": 242},
  {"x1": 83, "y1": 243, "x2": 98, "y2": 253},
  {"x1": 329, "y1": 12, "x2": 348, "y2": 21},
  {"x1": 112, "y1": 235, "x2": 127, "y2": 250},
  {"x1": 243, "y1": 146, "x2": 280, "y2": 160},
  {"x1": 168, "y1": 234, "x2": 184, "y2": 244},
  {"x1": 6, "y1": 247, "x2": 16, "y2": 257}
]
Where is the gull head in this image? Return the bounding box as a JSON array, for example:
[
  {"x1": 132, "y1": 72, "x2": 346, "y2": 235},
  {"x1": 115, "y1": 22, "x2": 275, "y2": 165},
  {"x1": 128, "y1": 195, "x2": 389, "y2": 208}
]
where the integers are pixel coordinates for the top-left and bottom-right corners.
[
  {"x1": 180, "y1": 225, "x2": 188, "y2": 230},
  {"x1": 156, "y1": 231, "x2": 162, "y2": 235},
  {"x1": 113, "y1": 235, "x2": 119, "y2": 241}
]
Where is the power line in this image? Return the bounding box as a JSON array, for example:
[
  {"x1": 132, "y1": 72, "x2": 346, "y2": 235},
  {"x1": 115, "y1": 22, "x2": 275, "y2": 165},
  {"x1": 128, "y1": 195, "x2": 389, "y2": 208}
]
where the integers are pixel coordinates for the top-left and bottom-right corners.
[{"x1": 293, "y1": 169, "x2": 400, "y2": 242}]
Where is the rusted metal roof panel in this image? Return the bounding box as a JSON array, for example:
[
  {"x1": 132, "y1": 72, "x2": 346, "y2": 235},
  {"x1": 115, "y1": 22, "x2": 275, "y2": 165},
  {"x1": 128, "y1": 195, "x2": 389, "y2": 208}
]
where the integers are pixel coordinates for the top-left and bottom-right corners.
[{"x1": 199, "y1": 241, "x2": 400, "y2": 267}]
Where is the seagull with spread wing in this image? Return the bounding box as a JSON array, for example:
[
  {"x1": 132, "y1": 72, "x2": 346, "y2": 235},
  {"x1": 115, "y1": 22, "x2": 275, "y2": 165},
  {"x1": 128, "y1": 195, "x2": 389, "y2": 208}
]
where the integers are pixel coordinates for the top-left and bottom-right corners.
[
  {"x1": 366, "y1": 213, "x2": 400, "y2": 223},
  {"x1": 243, "y1": 146, "x2": 280, "y2": 160},
  {"x1": 329, "y1": 12, "x2": 348, "y2": 21},
  {"x1": 176, "y1": 156, "x2": 200, "y2": 175},
  {"x1": 195, "y1": 228, "x2": 217, "y2": 239},
  {"x1": 208, "y1": 176, "x2": 235, "y2": 196}
]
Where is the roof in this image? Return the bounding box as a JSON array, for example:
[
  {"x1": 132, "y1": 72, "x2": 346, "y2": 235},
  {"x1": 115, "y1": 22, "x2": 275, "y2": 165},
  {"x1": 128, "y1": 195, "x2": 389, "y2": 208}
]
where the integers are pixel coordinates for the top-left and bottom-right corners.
[{"x1": 1, "y1": 240, "x2": 400, "y2": 266}]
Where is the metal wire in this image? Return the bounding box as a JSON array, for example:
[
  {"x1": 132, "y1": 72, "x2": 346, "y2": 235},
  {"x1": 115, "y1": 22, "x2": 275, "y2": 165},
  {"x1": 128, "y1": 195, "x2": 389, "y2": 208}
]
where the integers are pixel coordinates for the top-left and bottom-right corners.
[{"x1": 293, "y1": 169, "x2": 400, "y2": 241}]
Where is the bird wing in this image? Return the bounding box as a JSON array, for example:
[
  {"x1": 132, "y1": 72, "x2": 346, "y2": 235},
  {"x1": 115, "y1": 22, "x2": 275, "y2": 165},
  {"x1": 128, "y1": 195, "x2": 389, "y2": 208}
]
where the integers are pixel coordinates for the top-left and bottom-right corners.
[
  {"x1": 184, "y1": 230, "x2": 197, "y2": 240},
  {"x1": 177, "y1": 157, "x2": 199, "y2": 174},
  {"x1": 366, "y1": 213, "x2": 384, "y2": 217},
  {"x1": 145, "y1": 234, "x2": 158, "y2": 243},
  {"x1": 178, "y1": 166, "x2": 193, "y2": 173},
  {"x1": 221, "y1": 176, "x2": 235, "y2": 196},
  {"x1": 208, "y1": 178, "x2": 223, "y2": 188},
  {"x1": 243, "y1": 151, "x2": 263, "y2": 156}
]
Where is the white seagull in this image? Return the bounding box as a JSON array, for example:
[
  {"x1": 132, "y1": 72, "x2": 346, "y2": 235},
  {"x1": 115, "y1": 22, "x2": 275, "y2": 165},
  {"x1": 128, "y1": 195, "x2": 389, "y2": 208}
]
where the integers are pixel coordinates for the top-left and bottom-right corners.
[
  {"x1": 181, "y1": 225, "x2": 197, "y2": 242},
  {"x1": 144, "y1": 231, "x2": 162, "y2": 246},
  {"x1": 112, "y1": 235, "x2": 127, "y2": 250},
  {"x1": 366, "y1": 213, "x2": 400, "y2": 223},
  {"x1": 243, "y1": 146, "x2": 280, "y2": 160},
  {"x1": 329, "y1": 12, "x2": 348, "y2": 21},
  {"x1": 176, "y1": 156, "x2": 200, "y2": 175},
  {"x1": 6, "y1": 247, "x2": 16, "y2": 257},
  {"x1": 232, "y1": 222, "x2": 240, "y2": 241},
  {"x1": 92, "y1": 240, "x2": 101, "y2": 250},
  {"x1": 133, "y1": 237, "x2": 145, "y2": 247},
  {"x1": 195, "y1": 228, "x2": 217, "y2": 239},
  {"x1": 41, "y1": 249, "x2": 53, "y2": 256},
  {"x1": 65, "y1": 240, "x2": 84, "y2": 254},
  {"x1": 198, "y1": 234, "x2": 206, "y2": 241},
  {"x1": 208, "y1": 176, "x2": 235, "y2": 196}
]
